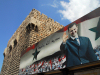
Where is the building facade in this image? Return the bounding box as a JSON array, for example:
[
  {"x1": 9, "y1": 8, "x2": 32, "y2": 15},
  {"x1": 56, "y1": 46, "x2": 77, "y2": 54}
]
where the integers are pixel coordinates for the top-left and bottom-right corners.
[{"x1": 1, "y1": 9, "x2": 64, "y2": 75}]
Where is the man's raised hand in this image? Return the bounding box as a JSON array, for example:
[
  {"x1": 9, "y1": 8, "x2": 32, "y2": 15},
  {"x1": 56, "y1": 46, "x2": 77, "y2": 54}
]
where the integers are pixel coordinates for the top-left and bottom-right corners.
[{"x1": 63, "y1": 32, "x2": 68, "y2": 43}]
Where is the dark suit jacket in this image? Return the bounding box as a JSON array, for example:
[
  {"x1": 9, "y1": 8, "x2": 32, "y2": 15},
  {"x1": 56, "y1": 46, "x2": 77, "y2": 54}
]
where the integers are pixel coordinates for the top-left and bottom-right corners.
[{"x1": 60, "y1": 36, "x2": 97, "y2": 67}]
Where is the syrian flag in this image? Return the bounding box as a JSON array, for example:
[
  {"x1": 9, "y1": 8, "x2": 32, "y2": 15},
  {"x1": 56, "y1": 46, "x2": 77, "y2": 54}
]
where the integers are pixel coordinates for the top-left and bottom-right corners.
[
  {"x1": 73, "y1": 7, "x2": 100, "y2": 60},
  {"x1": 78, "y1": 16, "x2": 100, "y2": 48},
  {"x1": 78, "y1": 16, "x2": 100, "y2": 60},
  {"x1": 19, "y1": 28, "x2": 67, "y2": 69}
]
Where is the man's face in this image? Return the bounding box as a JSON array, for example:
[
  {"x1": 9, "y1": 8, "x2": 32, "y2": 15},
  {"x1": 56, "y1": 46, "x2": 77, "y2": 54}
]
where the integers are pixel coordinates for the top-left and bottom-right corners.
[{"x1": 68, "y1": 24, "x2": 78, "y2": 37}]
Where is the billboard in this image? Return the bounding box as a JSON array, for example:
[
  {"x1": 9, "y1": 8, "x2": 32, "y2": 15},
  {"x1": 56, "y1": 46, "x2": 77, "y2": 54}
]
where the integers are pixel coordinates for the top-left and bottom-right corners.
[{"x1": 19, "y1": 7, "x2": 100, "y2": 75}]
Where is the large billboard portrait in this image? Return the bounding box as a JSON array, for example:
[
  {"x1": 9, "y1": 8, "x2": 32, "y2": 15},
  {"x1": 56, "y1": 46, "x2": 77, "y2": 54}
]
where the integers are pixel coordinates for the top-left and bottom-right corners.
[{"x1": 19, "y1": 7, "x2": 100, "y2": 75}]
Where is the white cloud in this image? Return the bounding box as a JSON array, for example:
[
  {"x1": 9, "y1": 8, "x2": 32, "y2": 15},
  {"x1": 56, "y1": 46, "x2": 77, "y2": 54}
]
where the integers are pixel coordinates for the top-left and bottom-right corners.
[
  {"x1": 58, "y1": 0, "x2": 100, "y2": 22},
  {"x1": 50, "y1": 0, "x2": 59, "y2": 8},
  {"x1": 41, "y1": 0, "x2": 59, "y2": 8}
]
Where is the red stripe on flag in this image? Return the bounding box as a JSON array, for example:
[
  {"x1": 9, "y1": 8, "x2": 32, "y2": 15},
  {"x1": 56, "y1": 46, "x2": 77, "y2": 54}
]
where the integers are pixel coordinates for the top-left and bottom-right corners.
[
  {"x1": 63, "y1": 25, "x2": 69, "y2": 31},
  {"x1": 73, "y1": 19, "x2": 82, "y2": 24},
  {"x1": 26, "y1": 45, "x2": 35, "y2": 53},
  {"x1": 21, "y1": 44, "x2": 36, "y2": 57}
]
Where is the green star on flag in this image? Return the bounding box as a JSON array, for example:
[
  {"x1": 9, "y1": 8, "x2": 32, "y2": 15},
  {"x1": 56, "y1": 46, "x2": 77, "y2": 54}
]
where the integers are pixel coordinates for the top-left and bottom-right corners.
[
  {"x1": 89, "y1": 18, "x2": 100, "y2": 40},
  {"x1": 32, "y1": 48, "x2": 40, "y2": 60}
]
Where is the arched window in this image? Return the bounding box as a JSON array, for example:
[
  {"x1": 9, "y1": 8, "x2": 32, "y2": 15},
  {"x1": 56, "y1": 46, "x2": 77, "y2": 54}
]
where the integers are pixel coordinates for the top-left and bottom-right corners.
[
  {"x1": 49, "y1": 28, "x2": 51, "y2": 31},
  {"x1": 26, "y1": 23, "x2": 31, "y2": 33},
  {"x1": 14, "y1": 39, "x2": 17, "y2": 47},
  {"x1": 3, "y1": 53, "x2": 5, "y2": 57},
  {"x1": 26, "y1": 23, "x2": 38, "y2": 33},
  {"x1": 9, "y1": 45, "x2": 12, "y2": 53},
  {"x1": 31, "y1": 23, "x2": 35, "y2": 30},
  {"x1": 35, "y1": 25, "x2": 38, "y2": 32}
]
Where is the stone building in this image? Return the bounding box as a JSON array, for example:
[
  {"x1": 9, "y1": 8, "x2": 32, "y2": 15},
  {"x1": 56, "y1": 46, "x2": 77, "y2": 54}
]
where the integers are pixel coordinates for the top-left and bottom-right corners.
[{"x1": 1, "y1": 9, "x2": 64, "y2": 75}]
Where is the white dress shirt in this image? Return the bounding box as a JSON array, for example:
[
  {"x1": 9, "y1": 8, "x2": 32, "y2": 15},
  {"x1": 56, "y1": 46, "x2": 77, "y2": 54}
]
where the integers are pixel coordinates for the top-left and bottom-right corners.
[{"x1": 70, "y1": 35, "x2": 80, "y2": 45}]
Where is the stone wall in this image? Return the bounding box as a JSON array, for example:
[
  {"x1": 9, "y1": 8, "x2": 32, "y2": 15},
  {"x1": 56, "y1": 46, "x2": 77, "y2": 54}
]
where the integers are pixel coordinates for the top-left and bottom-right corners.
[{"x1": 1, "y1": 8, "x2": 64, "y2": 75}]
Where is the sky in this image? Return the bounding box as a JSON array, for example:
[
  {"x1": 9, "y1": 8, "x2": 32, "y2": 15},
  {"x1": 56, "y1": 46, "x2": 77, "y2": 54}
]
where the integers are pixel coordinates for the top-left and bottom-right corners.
[{"x1": 0, "y1": 0, "x2": 100, "y2": 72}]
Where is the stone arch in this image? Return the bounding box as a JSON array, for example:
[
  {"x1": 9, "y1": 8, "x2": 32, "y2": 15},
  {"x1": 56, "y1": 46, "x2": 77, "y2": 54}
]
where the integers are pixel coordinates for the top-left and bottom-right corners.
[
  {"x1": 9, "y1": 45, "x2": 12, "y2": 53},
  {"x1": 14, "y1": 39, "x2": 17, "y2": 47},
  {"x1": 30, "y1": 23, "x2": 35, "y2": 30},
  {"x1": 26, "y1": 23, "x2": 38, "y2": 32},
  {"x1": 35, "y1": 25, "x2": 38, "y2": 32},
  {"x1": 26, "y1": 23, "x2": 31, "y2": 33},
  {"x1": 3, "y1": 53, "x2": 5, "y2": 57}
]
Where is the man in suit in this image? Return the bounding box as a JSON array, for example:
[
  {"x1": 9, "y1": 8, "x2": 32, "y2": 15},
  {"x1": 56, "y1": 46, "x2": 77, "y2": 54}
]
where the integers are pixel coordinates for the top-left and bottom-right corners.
[{"x1": 60, "y1": 23, "x2": 97, "y2": 67}]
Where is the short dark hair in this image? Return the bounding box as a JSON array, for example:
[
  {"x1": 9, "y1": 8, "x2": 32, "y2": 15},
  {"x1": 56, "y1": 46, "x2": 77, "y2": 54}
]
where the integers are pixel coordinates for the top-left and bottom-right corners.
[{"x1": 68, "y1": 23, "x2": 77, "y2": 31}]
